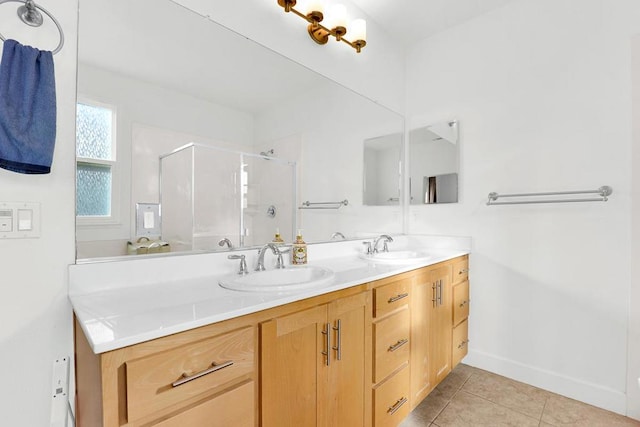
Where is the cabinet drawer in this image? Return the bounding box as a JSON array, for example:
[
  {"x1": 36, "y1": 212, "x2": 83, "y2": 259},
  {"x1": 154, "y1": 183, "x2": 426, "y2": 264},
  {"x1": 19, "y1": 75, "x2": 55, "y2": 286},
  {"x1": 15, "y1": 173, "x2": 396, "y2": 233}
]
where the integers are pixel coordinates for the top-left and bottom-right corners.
[
  {"x1": 126, "y1": 326, "x2": 254, "y2": 422},
  {"x1": 153, "y1": 380, "x2": 255, "y2": 427},
  {"x1": 374, "y1": 279, "x2": 410, "y2": 318},
  {"x1": 373, "y1": 365, "x2": 410, "y2": 427},
  {"x1": 374, "y1": 308, "x2": 410, "y2": 383},
  {"x1": 452, "y1": 280, "x2": 470, "y2": 326},
  {"x1": 452, "y1": 319, "x2": 469, "y2": 368},
  {"x1": 452, "y1": 257, "x2": 469, "y2": 285}
]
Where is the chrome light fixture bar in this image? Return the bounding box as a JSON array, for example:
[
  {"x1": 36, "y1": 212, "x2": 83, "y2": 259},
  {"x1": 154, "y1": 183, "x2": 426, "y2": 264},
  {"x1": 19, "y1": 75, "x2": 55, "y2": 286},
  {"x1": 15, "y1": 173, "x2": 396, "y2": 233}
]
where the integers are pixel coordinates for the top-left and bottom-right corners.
[{"x1": 277, "y1": 0, "x2": 367, "y2": 53}]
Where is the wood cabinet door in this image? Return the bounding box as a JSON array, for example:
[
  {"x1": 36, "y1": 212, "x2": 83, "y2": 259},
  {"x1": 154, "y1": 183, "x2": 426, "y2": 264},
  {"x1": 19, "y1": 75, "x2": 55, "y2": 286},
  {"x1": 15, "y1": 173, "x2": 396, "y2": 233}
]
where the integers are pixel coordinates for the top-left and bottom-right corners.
[
  {"x1": 410, "y1": 269, "x2": 432, "y2": 406},
  {"x1": 260, "y1": 305, "x2": 329, "y2": 427},
  {"x1": 327, "y1": 292, "x2": 368, "y2": 427},
  {"x1": 429, "y1": 264, "x2": 453, "y2": 386}
]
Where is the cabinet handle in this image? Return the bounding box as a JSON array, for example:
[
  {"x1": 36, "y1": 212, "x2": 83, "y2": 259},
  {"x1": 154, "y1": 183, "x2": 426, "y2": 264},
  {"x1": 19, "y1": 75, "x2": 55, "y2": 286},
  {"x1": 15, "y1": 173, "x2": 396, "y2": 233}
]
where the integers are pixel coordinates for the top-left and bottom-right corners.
[
  {"x1": 322, "y1": 323, "x2": 331, "y2": 366},
  {"x1": 458, "y1": 339, "x2": 470, "y2": 349},
  {"x1": 387, "y1": 293, "x2": 409, "y2": 304},
  {"x1": 437, "y1": 280, "x2": 443, "y2": 306},
  {"x1": 172, "y1": 360, "x2": 234, "y2": 387},
  {"x1": 459, "y1": 268, "x2": 469, "y2": 275},
  {"x1": 332, "y1": 319, "x2": 342, "y2": 361},
  {"x1": 432, "y1": 283, "x2": 437, "y2": 307},
  {"x1": 387, "y1": 397, "x2": 408, "y2": 415},
  {"x1": 459, "y1": 299, "x2": 470, "y2": 308},
  {"x1": 388, "y1": 338, "x2": 409, "y2": 352}
]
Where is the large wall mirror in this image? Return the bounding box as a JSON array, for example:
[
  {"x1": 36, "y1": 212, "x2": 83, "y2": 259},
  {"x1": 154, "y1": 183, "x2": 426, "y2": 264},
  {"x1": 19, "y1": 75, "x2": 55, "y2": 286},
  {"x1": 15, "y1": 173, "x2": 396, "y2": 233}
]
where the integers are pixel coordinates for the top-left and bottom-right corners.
[
  {"x1": 409, "y1": 121, "x2": 459, "y2": 204},
  {"x1": 76, "y1": 0, "x2": 404, "y2": 261}
]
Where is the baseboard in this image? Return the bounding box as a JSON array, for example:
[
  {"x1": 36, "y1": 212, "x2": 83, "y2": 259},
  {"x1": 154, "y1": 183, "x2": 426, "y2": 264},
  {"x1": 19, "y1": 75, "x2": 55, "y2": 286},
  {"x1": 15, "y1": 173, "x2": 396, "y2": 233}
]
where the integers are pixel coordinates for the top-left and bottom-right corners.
[{"x1": 464, "y1": 349, "x2": 628, "y2": 416}]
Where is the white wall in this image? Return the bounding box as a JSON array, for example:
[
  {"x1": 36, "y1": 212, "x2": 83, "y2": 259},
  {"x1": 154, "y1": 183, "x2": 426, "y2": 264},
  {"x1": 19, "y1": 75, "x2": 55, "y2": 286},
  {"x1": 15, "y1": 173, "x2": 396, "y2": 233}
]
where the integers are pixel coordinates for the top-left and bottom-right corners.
[
  {"x1": 629, "y1": 35, "x2": 640, "y2": 421},
  {"x1": 0, "y1": 0, "x2": 78, "y2": 425},
  {"x1": 406, "y1": 0, "x2": 640, "y2": 416}
]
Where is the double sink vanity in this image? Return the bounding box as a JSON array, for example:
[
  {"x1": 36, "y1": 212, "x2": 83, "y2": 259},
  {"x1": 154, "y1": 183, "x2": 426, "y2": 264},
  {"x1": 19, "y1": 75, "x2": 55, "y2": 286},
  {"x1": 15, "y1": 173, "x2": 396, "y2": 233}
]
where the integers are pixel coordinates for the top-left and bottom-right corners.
[{"x1": 70, "y1": 235, "x2": 471, "y2": 426}]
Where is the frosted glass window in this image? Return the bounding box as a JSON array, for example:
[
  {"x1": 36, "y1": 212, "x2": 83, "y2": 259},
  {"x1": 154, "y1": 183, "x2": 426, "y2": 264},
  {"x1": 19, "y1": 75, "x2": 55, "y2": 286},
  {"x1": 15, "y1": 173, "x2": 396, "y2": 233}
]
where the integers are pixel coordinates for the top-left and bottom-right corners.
[
  {"x1": 76, "y1": 103, "x2": 113, "y2": 160},
  {"x1": 76, "y1": 164, "x2": 112, "y2": 216},
  {"x1": 76, "y1": 100, "x2": 116, "y2": 218}
]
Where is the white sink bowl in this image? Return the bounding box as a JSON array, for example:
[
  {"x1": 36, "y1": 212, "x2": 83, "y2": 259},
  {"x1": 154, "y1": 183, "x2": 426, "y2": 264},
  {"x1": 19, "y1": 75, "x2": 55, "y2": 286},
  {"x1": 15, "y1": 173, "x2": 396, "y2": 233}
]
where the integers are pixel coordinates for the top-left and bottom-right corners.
[
  {"x1": 219, "y1": 266, "x2": 335, "y2": 292},
  {"x1": 360, "y1": 250, "x2": 432, "y2": 265}
]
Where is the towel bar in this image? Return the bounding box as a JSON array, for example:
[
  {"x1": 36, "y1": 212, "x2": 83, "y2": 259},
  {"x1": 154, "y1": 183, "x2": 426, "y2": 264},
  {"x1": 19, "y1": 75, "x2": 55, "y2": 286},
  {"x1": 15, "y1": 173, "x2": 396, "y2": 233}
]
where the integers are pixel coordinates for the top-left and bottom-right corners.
[{"x1": 487, "y1": 186, "x2": 612, "y2": 205}]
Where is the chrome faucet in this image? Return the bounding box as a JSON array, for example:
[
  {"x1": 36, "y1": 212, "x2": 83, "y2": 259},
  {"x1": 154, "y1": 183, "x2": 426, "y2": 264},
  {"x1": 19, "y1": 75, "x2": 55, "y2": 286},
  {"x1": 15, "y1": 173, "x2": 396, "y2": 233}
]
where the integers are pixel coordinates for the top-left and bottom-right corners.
[
  {"x1": 373, "y1": 234, "x2": 393, "y2": 253},
  {"x1": 227, "y1": 254, "x2": 248, "y2": 275},
  {"x1": 331, "y1": 232, "x2": 346, "y2": 240},
  {"x1": 255, "y1": 243, "x2": 288, "y2": 271},
  {"x1": 218, "y1": 238, "x2": 233, "y2": 249}
]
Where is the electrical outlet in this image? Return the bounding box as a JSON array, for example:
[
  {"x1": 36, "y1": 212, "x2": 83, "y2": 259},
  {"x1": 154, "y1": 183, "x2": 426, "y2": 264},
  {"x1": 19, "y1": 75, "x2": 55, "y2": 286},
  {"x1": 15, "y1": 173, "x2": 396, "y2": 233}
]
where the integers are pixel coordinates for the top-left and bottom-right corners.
[{"x1": 50, "y1": 357, "x2": 69, "y2": 427}]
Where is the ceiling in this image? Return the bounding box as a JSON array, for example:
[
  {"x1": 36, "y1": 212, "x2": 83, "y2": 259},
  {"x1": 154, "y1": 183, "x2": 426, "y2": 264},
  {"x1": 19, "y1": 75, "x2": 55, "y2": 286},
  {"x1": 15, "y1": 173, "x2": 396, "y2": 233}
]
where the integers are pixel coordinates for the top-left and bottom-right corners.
[{"x1": 350, "y1": 0, "x2": 516, "y2": 45}]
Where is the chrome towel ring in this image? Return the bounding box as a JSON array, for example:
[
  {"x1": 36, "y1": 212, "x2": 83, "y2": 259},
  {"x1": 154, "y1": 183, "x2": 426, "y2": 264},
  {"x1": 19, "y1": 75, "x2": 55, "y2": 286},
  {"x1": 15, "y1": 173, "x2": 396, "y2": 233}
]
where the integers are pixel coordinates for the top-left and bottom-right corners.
[{"x1": 0, "y1": 0, "x2": 64, "y2": 54}]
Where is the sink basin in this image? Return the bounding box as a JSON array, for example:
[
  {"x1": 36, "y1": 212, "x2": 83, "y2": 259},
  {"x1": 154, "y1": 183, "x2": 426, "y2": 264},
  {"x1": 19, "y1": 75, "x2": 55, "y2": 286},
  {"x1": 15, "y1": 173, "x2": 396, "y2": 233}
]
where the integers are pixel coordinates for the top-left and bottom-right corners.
[
  {"x1": 219, "y1": 266, "x2": 335, "y2": 292},
  {"x1": 360, "y1": 250, "x2": 432, "y2": 265}
]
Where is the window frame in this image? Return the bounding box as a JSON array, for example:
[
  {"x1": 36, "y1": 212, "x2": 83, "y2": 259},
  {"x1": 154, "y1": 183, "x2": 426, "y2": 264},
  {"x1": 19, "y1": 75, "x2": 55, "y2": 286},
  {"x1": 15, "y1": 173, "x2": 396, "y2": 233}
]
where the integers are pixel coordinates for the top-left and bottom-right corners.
[{"x1": 75, "y1": 97, "x2": 121, "y2": 227}]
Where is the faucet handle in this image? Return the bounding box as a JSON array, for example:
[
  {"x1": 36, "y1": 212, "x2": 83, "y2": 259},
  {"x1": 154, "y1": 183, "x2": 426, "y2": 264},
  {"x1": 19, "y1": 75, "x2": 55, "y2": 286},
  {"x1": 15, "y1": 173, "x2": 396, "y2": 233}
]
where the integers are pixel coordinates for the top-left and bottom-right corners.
[
  {"x1": 362, "y1": 241, "x2": 373, "y2": 255},
  {"x1": 228, "y1": 254, "x2": 248, "y2": 275},
  {"x1": 275, "y1": 246, "x2": 291, "y2": 269},
  {"x1": 218, "y1": 238, "x2": 233, "y2": 249}
]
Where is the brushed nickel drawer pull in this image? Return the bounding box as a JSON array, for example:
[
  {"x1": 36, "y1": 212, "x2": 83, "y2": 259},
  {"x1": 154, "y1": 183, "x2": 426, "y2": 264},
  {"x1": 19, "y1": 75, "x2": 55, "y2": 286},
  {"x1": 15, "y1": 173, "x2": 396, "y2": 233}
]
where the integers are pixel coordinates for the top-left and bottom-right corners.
[
  {"x1": 332, "y1": 319, "x2": 342, "y2": 361},
  {"x1": 388, "y1": 338, "x2": 409, "y2": 352},
  {"x1": 387, "y1": 397, "x2": 408, "y2": 415},
  {"x1": 322, "y1": 323, "x2": 331, "y2": 366},
  {"x1": 458, "y1": 339, "x2": 469, "y2": 349},
  {"x1": 432, "y1": 283, "x2": 437, "y2": 307},
  {"x1": 172, "y1": 360, "x2": 234, "y2": 387},
  {"x1": 388, "y1": 293, "x2": 408, "y2": 304}
]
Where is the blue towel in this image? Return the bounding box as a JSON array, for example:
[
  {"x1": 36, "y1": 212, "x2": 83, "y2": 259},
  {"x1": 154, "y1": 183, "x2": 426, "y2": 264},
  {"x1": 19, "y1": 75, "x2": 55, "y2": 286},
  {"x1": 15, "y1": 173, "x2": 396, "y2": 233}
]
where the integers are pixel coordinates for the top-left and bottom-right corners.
[{"x1": 0, "y1": 39, "x2": 56, "y2": 174}]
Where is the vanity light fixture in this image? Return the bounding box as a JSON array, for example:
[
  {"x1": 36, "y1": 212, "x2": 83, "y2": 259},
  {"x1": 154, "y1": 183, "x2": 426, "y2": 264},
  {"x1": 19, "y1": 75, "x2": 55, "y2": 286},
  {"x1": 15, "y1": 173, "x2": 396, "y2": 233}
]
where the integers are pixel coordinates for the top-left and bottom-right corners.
[{"x1": 277, "y1": 0, "x2": 367, "y2": 53}]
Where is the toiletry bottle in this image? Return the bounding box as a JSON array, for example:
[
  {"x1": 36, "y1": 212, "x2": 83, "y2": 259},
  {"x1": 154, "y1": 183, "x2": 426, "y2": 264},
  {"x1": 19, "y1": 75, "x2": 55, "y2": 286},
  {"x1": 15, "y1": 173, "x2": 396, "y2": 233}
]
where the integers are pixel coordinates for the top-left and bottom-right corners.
[
  {"x1": 291, "y1": 230, "x2": 307, "y2": 265},
  {"x1": 272, "y1": 228, "x2": 284, "y2": 246}
]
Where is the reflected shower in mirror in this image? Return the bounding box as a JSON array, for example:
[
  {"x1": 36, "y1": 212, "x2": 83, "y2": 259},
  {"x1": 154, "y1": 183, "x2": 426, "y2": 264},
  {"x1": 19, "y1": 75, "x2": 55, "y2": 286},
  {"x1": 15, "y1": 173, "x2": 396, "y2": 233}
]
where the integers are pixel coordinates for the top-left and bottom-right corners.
[
  {"x1": 363, "y1": 133, "x2": 402, "y2": 205},
  {"x1": 409, "y1": 121, "x2": 459, "y2": 204},
  {"x1": 75, "y1": 0, "x2": 404, "y2": 261}
]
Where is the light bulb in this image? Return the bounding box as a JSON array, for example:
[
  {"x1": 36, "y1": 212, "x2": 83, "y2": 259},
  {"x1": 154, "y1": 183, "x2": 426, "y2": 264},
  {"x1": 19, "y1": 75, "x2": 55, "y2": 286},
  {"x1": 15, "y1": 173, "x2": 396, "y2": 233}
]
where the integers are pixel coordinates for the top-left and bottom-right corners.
[
  {"x1": 296, "y1": 0, "x2": 323, "y2": 14},
  {"x1": 350, "y1": 18, "x2": 366, "y2": 41},
  {"x1": 326, "y1": 4, "x2": 348, "y2": 29}
]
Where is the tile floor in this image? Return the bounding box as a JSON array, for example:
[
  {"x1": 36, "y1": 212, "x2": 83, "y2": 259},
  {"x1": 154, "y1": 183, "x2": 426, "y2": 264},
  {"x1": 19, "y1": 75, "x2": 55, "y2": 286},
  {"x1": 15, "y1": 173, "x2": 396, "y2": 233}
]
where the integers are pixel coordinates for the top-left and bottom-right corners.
[{"x1": 400, "y1": 364, "x2": 640, "y2": 427}]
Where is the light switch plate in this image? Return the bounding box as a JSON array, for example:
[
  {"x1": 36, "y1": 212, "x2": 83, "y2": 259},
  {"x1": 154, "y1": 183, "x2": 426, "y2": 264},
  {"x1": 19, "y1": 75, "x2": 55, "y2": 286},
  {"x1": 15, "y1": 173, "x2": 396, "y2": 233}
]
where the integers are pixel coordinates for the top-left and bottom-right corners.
[
  {"x1": 0, "y1": 202, "x2": 40, "y2": 239},
  {"x1": 136, "y1": 203, "x2": 161, "y2": 237}
]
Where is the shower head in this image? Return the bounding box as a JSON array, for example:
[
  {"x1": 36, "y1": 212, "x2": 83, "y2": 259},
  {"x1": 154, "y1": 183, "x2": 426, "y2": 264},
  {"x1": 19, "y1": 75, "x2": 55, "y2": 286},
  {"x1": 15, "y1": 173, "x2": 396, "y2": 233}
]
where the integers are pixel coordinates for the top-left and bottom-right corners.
[{"x1": 260, "y1": 148, "x2": 274, "y2": 158}]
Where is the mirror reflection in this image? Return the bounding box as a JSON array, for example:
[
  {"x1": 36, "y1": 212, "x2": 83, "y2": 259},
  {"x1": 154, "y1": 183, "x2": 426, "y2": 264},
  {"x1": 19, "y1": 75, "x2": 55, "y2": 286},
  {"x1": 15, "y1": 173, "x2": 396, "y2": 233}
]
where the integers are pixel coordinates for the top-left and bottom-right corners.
[
  {"x1": 363, "y1": 133, "x2": 402, "y2": 206},
  {"x1": 75, "y1": 0, "x2": 404, "y2": 260},
  {"x1": 409, "y1": 121, "x2": 459, "y2": 204}
]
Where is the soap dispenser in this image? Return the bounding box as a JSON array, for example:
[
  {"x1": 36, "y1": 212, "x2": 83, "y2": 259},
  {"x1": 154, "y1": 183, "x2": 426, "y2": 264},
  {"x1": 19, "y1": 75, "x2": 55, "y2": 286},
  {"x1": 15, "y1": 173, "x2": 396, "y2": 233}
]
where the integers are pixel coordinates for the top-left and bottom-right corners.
[
  {"x1": 291, "y1": 229, "x2": 308, "y2": 265},
  {"x1": 272, "y1": 228, "x2": 285, "y2": 245}
]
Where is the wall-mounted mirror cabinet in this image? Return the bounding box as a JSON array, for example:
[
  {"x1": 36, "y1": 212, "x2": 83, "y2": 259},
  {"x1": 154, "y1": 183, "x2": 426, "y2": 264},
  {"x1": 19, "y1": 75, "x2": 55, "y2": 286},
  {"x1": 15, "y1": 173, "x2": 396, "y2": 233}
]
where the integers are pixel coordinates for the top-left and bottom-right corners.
[
  {"x1": 409, "y1": 121, "x2": 459, "y2": 205},
  {"x1": 75, "y1": 0, "x2": 404, "y2": 261}
]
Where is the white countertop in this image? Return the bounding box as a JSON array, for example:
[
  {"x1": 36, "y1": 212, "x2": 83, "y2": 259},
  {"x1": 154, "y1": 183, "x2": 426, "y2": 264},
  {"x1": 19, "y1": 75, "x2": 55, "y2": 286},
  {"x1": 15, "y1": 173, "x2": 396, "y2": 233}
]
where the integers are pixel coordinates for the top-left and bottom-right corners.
[{"x1": 69, "y1": 235, "x2": 471, "y2": 354}]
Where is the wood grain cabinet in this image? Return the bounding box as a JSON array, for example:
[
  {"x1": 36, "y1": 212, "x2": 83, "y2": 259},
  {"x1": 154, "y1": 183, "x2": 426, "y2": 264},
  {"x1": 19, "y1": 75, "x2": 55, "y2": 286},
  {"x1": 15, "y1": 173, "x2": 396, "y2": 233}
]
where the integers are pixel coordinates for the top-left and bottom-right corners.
[
  {"x1": 410, "y1": 255, "x2": 470, "y2": 410},
  {"x1": 452, "y1": 256, "x2": 470, "y2": 368},
  {"x1": 75, "y1": 255, "x2": 470, "y2": 427},
  {"x1": 429, "y1": 264, "x2": 453, "y2": 387},
  {"x1": 371, "y1": 275, "x2": 412, "y2": 427},
  {"x1": 75, "y1": 320, "x2": 257, "y2": 427},
  {"x1": 260, "y1": 292, "x2": 369, "y2": 427}
]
